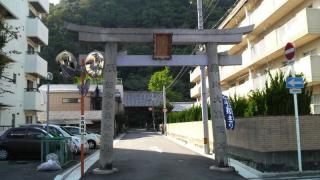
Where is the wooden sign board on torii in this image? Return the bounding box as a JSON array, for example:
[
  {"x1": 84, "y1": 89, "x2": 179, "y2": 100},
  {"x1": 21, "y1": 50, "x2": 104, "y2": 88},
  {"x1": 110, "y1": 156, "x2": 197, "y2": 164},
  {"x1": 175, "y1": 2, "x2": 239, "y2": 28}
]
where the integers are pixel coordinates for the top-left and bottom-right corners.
[{"x1": 64, "y1": 22, "x2": 253, "y2": 172}]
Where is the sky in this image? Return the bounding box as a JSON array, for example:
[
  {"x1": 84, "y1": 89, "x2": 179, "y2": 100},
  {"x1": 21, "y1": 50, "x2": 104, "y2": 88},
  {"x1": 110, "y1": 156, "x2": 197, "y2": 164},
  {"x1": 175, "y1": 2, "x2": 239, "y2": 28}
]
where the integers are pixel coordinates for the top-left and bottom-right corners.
[{"x1": 49, "y1": 0, "x2": 60, "y2": 5}]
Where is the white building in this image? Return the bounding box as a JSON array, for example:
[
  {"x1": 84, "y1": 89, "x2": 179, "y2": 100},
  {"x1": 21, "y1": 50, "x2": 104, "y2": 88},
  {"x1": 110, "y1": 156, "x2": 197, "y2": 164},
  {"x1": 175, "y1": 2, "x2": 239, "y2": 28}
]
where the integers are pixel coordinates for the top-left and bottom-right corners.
[
  {"x1": 190, "y1": 0, "x2": 320, "y2": 114},
  {"x1": 0, "y1": 0, "x2": 49, "y2": 131}
]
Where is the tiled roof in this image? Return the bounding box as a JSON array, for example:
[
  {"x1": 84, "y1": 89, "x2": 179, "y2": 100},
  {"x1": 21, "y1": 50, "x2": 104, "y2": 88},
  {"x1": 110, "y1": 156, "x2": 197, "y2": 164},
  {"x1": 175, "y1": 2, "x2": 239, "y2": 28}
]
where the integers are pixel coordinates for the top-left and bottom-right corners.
[
  {"x1": 123, "y1": 91, "x2": 163, "y2": 107},
  {"x1": 171, "y1": 102, "x2": 195, "y2": 112}
]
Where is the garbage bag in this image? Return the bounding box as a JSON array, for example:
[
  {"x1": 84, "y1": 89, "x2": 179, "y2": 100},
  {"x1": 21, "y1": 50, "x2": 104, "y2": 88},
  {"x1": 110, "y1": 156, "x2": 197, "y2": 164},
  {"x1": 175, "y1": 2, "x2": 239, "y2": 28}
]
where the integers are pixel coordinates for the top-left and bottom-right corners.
[
  {"x1": 46, "y1": 153, "x2": 59, "y2": 162},
  {"x1": 37, "y1": 159, "x2": 62, "y2": 171}
]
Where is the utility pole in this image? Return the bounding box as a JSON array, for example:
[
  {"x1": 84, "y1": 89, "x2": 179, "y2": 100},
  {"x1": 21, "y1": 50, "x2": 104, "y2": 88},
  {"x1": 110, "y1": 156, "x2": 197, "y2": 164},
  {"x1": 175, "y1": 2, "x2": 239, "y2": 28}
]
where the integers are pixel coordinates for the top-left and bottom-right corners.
[
  {"x1": 163, "y1": 86, "x2": 167, "y2": 135},
  {"x1": 197, "y1": 0, "x2": 210, "y2": 154}
]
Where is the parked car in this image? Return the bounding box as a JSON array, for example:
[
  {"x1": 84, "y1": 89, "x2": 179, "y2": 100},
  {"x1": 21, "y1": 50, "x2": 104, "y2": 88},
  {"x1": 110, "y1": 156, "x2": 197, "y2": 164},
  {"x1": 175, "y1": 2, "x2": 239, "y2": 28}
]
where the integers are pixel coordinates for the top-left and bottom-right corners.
[
  {"x1": 63, "y1": 126, "x2": 101, "y2": 149},
  {"x1": 0, "y1": 127, "x2": 53, "y2": 160},
  {"x1": 21, "y1": 124, "x2": 89, "y2": 154}
]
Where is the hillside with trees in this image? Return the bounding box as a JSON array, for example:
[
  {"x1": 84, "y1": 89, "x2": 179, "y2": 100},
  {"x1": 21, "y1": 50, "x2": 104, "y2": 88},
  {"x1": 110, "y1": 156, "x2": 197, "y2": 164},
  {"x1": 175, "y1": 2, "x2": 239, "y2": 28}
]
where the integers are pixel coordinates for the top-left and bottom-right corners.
[{"x1": 42, "y1": 0, "x2": 236, "y2": 100}]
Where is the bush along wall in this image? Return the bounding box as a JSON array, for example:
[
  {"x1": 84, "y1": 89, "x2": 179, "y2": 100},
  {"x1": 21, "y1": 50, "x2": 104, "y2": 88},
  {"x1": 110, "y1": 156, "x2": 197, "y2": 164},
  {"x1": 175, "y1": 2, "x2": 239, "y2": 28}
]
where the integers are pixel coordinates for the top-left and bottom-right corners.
[
  {"x1": 168, "y1": 71, "x2": 312, "y2": 122},
  {"x1": 168, "y1": 105, "x2": 212, "y2": 123},
  {"x1": 229, "y1": 71, "x2": 312, "y2": 117}
]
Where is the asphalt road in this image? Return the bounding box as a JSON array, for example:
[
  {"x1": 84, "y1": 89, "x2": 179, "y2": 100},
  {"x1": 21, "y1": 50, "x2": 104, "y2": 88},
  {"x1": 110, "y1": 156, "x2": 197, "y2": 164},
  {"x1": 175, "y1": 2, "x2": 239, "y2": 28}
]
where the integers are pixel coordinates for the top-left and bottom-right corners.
[{"x1": 83, "y1": 130, "x2": 244, "y2": 180}]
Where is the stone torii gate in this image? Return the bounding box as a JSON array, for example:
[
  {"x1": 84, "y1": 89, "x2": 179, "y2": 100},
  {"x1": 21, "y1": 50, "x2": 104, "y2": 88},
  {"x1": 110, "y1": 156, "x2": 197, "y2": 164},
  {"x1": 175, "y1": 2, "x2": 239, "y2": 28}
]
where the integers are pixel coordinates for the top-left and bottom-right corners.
[{"x1": 65, "y1": 22, "x2": 253, "y2": 173}]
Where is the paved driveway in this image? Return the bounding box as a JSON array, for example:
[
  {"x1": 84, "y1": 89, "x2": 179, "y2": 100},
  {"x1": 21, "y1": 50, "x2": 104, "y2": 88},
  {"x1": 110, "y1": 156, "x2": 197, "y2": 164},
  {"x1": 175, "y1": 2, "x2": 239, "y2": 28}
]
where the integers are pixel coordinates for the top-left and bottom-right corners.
[{"x1": 83, "y1": 130, "x2": 244, "y2": 180}]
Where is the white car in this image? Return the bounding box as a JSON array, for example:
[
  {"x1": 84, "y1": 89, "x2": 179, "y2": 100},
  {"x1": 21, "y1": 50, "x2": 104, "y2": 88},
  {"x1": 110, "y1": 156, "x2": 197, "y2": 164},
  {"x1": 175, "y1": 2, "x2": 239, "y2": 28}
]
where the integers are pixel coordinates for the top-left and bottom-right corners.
[
  {"x1": 63, "y1": 126, "x2": 101, "y2": 149},
  {"x1": 21, "y1": 124, "x2": 89, "y2": 154}
]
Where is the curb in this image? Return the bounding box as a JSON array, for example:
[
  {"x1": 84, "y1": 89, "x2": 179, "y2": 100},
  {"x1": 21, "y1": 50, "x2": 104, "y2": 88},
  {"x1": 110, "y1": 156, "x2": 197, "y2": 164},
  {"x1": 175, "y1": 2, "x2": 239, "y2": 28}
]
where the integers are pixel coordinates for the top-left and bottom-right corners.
[{"x1": 54, "y1": 133, "x2": 126, "y2": 180}]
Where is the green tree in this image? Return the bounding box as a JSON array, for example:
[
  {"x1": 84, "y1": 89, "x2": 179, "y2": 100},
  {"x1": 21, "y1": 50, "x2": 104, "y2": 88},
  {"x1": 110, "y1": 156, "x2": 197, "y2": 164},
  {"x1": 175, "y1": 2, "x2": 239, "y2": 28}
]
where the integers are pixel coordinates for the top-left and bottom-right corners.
[
  {"x1": 148, "y1": 67, "x2": 172, "y2": 91},
  {"x1": 148, "y1": 67, "x2": 184, "y2": 101},
  {"x1": 265, "y1": 71, "x2": 311, "y2": 115}
]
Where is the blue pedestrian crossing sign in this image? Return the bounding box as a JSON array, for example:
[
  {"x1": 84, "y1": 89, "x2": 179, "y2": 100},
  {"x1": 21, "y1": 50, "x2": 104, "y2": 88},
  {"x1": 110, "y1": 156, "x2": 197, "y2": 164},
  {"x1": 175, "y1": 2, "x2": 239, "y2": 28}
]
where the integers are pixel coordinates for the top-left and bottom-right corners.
[{"x1": 286, "y1": 77, "x2": 304, "y2": 89}]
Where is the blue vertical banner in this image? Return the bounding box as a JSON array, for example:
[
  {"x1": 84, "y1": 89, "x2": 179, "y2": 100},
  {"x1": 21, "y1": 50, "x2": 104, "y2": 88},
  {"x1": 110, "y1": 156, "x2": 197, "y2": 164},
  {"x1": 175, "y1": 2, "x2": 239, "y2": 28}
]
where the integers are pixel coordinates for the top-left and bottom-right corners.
[{"x1": 222, "y1": 95, "x2": 235, "y2": 129}]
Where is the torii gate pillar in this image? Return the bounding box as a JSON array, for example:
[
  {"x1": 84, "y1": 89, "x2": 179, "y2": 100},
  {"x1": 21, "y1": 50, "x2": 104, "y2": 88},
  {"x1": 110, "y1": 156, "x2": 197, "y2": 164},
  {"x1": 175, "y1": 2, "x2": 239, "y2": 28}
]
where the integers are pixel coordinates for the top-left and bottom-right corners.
[
  {"x1": 96, "y1": 43, "x2": 118, "y2": 173},
  {"x1": 206, "y1": 43, "x2": 227, "y2": 166}
]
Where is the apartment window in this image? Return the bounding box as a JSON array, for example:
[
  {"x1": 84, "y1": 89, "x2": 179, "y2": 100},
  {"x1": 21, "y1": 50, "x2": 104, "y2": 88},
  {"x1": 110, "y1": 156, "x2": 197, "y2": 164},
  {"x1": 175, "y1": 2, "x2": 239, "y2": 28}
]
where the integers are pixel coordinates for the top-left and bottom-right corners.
[
  {"x1": 25, "y1": 80, "x2": 38, "y2": 92},
  {"x1": 12, "y1": 114, "x2": 15, "y2": 128},
  {"x1": 62, "y1": 98, "x2": 80, "y2": 103},
  {"x1": 12, "y1": 73, "x2": 16, "y2": 84},
  {"x1": 91, "y1": 97, "x2": 102, "y2": 110},
  {"x1": 312, "y1": 94, "x2": 320, "y2": 104},
  {"x1": 27, "y1": 44, "x2": 35, "y2": 54},
  {"x1": 26, "y1": 116, "x2": 32, "y2": 124}
]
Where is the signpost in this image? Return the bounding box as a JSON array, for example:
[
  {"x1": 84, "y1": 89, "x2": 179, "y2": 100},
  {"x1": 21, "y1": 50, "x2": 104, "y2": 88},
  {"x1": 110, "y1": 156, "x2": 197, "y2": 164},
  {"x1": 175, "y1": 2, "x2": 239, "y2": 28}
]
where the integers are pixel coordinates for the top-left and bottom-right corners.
[
  {"x1": 285, "y1": 42, "x2": 302, "y2": 173},
  {"x1": 286, "y1": 77, "x2": 304, "y2": 89}
]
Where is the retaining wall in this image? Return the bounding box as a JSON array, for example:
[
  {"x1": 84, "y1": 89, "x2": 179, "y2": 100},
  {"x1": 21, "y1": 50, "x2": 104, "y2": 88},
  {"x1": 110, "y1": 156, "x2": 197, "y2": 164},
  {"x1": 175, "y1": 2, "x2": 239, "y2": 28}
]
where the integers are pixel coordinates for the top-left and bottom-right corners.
[{"x1": 166, "y1": 115, "x2": 320, "y2": 171}]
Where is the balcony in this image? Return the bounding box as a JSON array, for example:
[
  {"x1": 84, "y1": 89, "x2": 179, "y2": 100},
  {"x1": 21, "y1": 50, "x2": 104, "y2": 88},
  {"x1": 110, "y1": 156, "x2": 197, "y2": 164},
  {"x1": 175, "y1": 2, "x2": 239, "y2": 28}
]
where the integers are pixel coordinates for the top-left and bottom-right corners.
[
  {"x1": 252, "y1": 8, "x2": 320, "y2": 62},
  {"x1": 221, "y1": 8, "x2": 320, "y2": 82},
  {"x1": 28, "y1": 0, "x2": 49, "y2": 14},
  {"x1": 25, "y1": 52, "x2": 48, "y2": 78},
  {"x1": 229, "y1": 0, "x2": 304, "y2": 54},
  {"x1": 293, "y1": 55, "x2": 320, "y2": 84},
  {"x1": 24, "y1": 88, "x2": 45, "y2": 111},
  {"x1": 223, "y1": 80, "x2": 251, "y2": 98},
  {"x1": 190, "y1": 66, "x2": 201, "y2": 83},
  {"x1": 26, "y1": 17, "x2": 48, "y2": 45},
  {"x1": 0, "y1": 1, "x2": 18, "y2": 19},
  {"x1": 190, "y1": 83, "x2": 201, "y2": 98}
]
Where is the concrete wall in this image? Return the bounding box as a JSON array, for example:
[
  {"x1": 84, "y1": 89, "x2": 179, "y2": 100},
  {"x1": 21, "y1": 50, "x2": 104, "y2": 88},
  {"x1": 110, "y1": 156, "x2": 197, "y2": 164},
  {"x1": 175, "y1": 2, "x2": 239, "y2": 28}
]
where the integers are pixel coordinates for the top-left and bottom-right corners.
[
  {"x1": 167, "y1": 120, "x2": 214, "y2": 153},
  {"x1": 167, "y1": 115, "x2": 320, "y2": 171}
]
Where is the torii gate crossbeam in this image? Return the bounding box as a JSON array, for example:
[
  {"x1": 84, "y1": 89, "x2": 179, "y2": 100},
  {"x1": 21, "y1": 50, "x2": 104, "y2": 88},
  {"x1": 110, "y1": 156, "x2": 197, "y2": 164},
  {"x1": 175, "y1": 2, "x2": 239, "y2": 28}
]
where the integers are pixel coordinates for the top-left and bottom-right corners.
[{"x1": 65, "y1": 22, "x2": 253, "y2": 173}]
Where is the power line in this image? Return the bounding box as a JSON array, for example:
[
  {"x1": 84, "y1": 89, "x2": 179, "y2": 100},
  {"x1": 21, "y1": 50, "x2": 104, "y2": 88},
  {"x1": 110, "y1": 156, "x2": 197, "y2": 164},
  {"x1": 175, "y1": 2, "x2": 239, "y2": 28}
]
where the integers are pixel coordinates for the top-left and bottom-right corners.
[
  {"x1": 203, "y1": 0, "x2": 220, "y2": 25},
  {"x1": 166, "y1": 0, "x2": 220, "y2": 90}
]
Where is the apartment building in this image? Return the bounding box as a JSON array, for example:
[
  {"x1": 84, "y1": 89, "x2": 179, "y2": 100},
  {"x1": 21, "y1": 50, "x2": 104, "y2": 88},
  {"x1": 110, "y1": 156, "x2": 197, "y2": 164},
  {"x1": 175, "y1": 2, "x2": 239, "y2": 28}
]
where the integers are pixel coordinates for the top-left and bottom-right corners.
[
  {"x1": 37, "y1": 81, "x2": 124, "y2": 127},
  {"x1": 0, "y1": 0, "x2": 49, "y2": 131},
  {"x1": 190, "y1": 0, "x2": 320, "y2": 114}
]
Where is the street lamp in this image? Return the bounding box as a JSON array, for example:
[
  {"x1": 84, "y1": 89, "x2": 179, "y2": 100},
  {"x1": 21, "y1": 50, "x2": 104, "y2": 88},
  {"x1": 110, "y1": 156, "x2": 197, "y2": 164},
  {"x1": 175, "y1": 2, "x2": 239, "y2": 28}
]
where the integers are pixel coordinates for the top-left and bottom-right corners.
[
  {"x1": 55, "y1": 50, "x2": 105, "y2": 177},
  {"x1": 46, "y1": 72, "x2": 53, "y2": 132}
]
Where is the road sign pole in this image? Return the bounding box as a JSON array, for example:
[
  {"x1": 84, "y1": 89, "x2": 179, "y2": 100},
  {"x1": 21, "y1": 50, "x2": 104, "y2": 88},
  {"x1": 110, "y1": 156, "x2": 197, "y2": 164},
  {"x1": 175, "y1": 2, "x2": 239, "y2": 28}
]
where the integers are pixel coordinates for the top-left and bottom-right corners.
[
  {"x1": 291, "y1": 63, "x2": 302, "y2": 173},
  {"x1": 80, "y1": 59, "x2": 85, "y2": 177}
]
